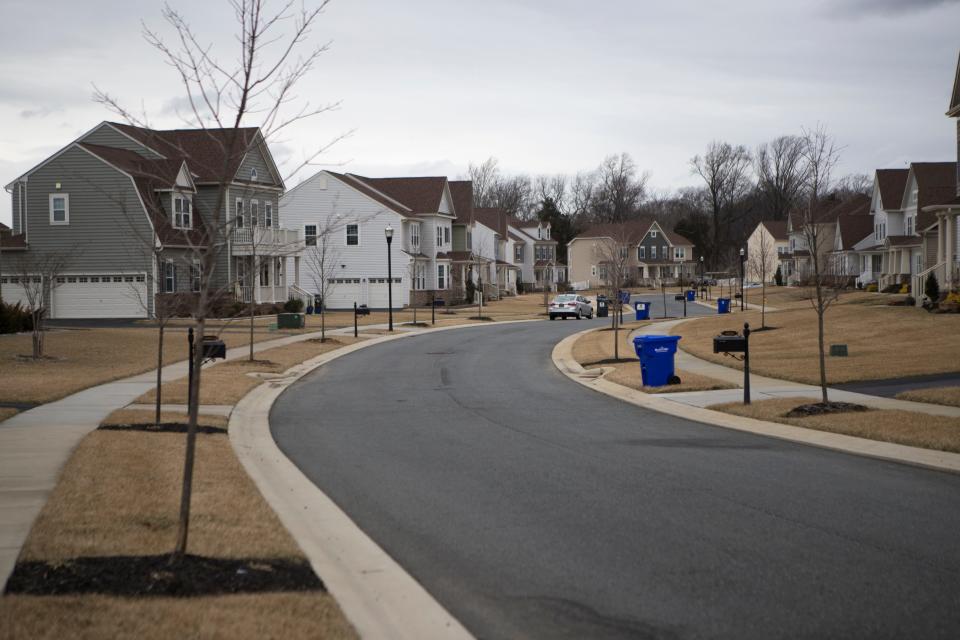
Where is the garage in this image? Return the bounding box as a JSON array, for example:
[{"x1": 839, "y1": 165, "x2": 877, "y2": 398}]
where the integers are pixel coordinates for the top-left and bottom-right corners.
[
  {"x1": 367, "y1": 277, "x2": 403, "y2": 309},
  {"x1": 0, "y1": 276, "x2": 32, "y2": 308},
  {"x1": 52, "y1": 274, "x2": 148, "y2": 319},
  {"x1": 323, "y1": 277, "x2": 364, "y2": 309}
]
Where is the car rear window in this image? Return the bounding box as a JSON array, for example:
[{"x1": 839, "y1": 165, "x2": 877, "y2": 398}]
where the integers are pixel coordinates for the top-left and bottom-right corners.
[{"x1": 556, "y1": 294, "x2": 576, "y2": 302}]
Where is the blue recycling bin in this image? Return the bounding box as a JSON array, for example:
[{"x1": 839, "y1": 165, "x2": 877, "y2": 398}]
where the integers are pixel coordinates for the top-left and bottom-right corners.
[
  {"x1": 686, "y1": 290, "x2": 695, "y2": 302},
  {"x1": 717, "y1": 297, "x2": 731, "y2": 314},
  {"x1": 634, "y1": 301, "x2": 650, "y2": 321},
  {"x1": 632, "y1": 335, "x2": 682, "y2": 387}
]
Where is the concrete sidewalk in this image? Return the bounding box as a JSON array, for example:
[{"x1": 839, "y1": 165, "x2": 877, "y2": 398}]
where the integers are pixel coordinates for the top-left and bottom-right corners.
[
  {"x1": 634, "y1": 319, "x2": 960, "y2": 417},
  {"x1": 0, "y1": 321, "x2": 401, "y2": 591}
]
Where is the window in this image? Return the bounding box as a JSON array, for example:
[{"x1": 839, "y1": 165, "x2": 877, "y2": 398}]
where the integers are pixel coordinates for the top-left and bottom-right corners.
[
  {"x1": 164, "y1": 261, "x2": 176, "y2": 293},
  {"x1": 637, "y1": 246, "x2": 645, "y2": 260},
  {"x1": 411, "y1": 223, "x2": 420, "y2": 250},
  {"x1": 650, "y1": 245, "x2": 657, "y2": 259},
  {"x1": 305, "y1": 224, "x2": 317, "y2": 246},
  {"x1": 346, "y1": 224, "x2": 359, "y2": 246},
  {"x1": 618, "y1": 247, "x2": 628, "y2": 260},
  {"x1": 436, "y1": 225, "x2": 443, "y2": 247},
  {"x1": 466, "y1": 230, "x2": 473, "y2": 250},
  {"x1": 674, "y1": 247, "x2": 685, "y2": 260},
  {"x1": 251, "y1": 200, "x2": 259, "y2": 226},
  {"x1": 591, "y1": 265, "x2": 597, "y2": 277},
  {"x1": 662, "y1": 245, "x2": 668, "y2": 258},
  {"x1": 275, "y1": 257, "x2": 283, "y2": 284},
  {"x1": 444, "y1": 227, "x2": 450, "y2": 245},
  {"x1": 191, "y1": 262, "x2": 201, "y2": 292},
  {"x1": 49, "y1": 193, "x2": 69, "y2": 225},
  {"x1": 251, "y1": 168, "x2": 258, "y2": 182},
  {"x1": 650, "y1": 230, "x2": 658, "y2": 239},
  {"x1": 265, "y1": 202, "x2": 273, "y2": 227},
  {"x1": 515, "y1": 244, "x2": 523, "y2": 262},
  {"x1": 906, "y1": 216, "x2": 914, "y2": 236},
  {"x1": 437, "y1": 264, "x2": 447, "y2": 289},
  {"x1": 413, "y1": 263, "x2": 426, "y2": 290},
  {"x1": 235, "y1": 199, "x2": 245, "y2": 228},
  {"x1": 173, "y1": 195, "x2": 192, "y2": 229},
  {"x1": 260, "y1": 260, "x2": 271, "y2": 286}
]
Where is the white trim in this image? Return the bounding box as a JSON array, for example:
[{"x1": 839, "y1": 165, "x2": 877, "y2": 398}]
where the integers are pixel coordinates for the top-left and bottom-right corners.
[{"x1": 49, "y1": 193, "x2": 69, "y2": 225}]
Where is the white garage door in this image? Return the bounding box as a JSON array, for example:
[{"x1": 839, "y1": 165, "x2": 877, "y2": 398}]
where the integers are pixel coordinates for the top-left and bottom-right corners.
[
  {"x1": 52, "y1": 274, "x2": 147, "y2": 319},
  {"x1": 368, "y1": 277, "x2": 403, "y2": 309},
  {"x1": 0, "y1": 276, "x2": 32, "y2": 308},
  {"x1": 324, "y1": 277, "x2": 364, "y2": 309}
]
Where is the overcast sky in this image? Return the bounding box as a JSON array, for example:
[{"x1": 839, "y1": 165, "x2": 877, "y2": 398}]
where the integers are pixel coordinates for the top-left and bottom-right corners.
[{"x1": 2, "y1": 0, "x2": 959, "y2": 226}]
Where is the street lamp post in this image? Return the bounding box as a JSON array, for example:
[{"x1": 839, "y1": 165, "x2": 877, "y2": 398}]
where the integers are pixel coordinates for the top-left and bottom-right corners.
[
  {"x1": 385, "y1": 225, "x2": 394, "y2": 331},
  {"x1": 739, "y1": 247, "x2": 746, "y2": 311},
  {"x1": 699, "y1": 255, "x2": 705, "y2": 300}
]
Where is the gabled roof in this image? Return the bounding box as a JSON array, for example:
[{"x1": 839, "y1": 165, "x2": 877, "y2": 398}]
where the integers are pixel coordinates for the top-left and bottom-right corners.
[
  {"x1": 473, "y1": 207, "x2": 507, "y2": 237},
  {"x1": 875, "y1": 168, "x2": 909, "y2": 211},
  {"x1": 324, "y1": 171, "x2": 412, "y2": 216},
  {"x1": 948, "y1": 49, "x2": 960, "y2": 117},
  {"x1": 886, "y1": 235, "x2": 922, "y2": 248},
  {"x1": 760, "y1": 220, "x2": 789, "y2": 241},
  {"x1": 661, "y1": 225, "x2": 694, "y2": 247},
  {"x1": 791, "y1": 194, "x2": 870, "y2": 228},
  {"x1": 835, "y1": 214, "x2": 874, "y2": 251},
  {"x1": 348, "y1": 175, "x2": 449, "y2": 215},
  {"x1": 911, "y1": 162, "x2": 958, "y2": 229},
  {"x1": 572, "y1": 218, "x2": 654, "y2": 245},
  {"x1": 448, "y1": 180, "x2": 473, "y2": 223},
  {"x1": 106, "y1": 122, "x2": 278, "y2": 186}
]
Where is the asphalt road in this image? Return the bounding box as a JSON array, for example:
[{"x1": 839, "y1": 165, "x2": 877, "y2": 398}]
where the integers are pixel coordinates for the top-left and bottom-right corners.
[{"x1": 271, "y1": 301, "x2": 960, "y2": 639}]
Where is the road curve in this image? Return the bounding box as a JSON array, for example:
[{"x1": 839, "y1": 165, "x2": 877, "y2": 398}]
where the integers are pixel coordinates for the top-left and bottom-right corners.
[{"x1": 271, "y1": 316, "x2": 960, "y2": 639}]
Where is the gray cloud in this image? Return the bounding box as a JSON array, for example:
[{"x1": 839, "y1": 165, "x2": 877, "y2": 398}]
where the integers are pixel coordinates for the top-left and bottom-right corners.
[
  {"x1": 835, "y1": 0, "x2": 960, "y2": 15},
  {"x1": 19, "y1": 106, "x2": 63, "y2": 119}
]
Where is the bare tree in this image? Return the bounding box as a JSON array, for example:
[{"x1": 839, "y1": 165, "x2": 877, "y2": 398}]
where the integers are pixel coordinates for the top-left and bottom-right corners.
[
  {"x1": 595, "y1": 228, "x2": 635, "y2": 361},
  {"x1": 755, "y1": 135, "x2": 805, "y2": 222},
  {"x1": 467, "y1": 157, "x2": 500, "y2": 207},
  {"x1": 798, "y1": 125, "x2": 842, "y2": 404},
  {"x1": 533, "y1": 174, "x2": 568, "y2": 214},
  {"x1": 748, "y1": 228, "x2": 776, "y2": 329},
  {"x1": 304, "y1": 217, "x2": 343, "y2": 341},
  {"x1": 569, "y1": 170, "x2": 597, "y2": 219},
  {"x1": 10, "y1": 249, "x2": 75, "y2": 358},
  {"x1": 94, "y1": 0, "x2": 337, "y2": 560},
  {"x1": 691, "y1": 141, "x2": 754, "y2": 267},
  {"x1": 592, "y1": 153, "x2": 649, "y2": 224}
]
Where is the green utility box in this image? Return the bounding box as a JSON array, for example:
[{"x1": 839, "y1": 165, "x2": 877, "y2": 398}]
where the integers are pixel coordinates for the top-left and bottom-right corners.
[{"x1": 277, "y1": 313, "x2": 305, "y2": 329}]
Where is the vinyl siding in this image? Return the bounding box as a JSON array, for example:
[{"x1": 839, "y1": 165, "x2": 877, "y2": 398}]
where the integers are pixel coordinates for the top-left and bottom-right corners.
[
  {"x1": 10, "y1": 182, "x2": 21, "y2": 234},
  {"x1": 237, "y1": 144, "x2": 278, "y2": 186},
  {"x1": 81, "y1": 124, "x2": 164, "y2": 159}
]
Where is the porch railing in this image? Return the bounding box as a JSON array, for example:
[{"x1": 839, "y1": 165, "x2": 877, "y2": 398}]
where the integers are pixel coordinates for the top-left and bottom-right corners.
[
  {"x1": 912, "y1": 262, "x2": 946, "y2": 306},
  {"x1": 231, "y1": 227, "x2": 301, "y2": 255}
]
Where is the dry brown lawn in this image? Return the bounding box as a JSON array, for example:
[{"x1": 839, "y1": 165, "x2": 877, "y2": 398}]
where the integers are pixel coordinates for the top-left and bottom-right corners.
[
  {"x1": 675, "y1": 295, "x2": 960, "y2": 385},
  {"x1": 0, "y1": 593, "x2": 357, "y2": 640},
  {"x1": 896, "y1": 386, "x2": 960, "y2": 408},
  {"x1": 0, "y1": 323, "x2": 312, "y2": 405},
  {"x1": 0, "y1": 407, "x2": 17, "y2": 423},
  {"x1": 138, "y1": 336, "x2": 363, "y2": 406},
  {"x1": 571, "y1": 322, "x2": 649, "y2": 366},
  {"x1": 101, "y1": 408, "x2": 229, "y2": 429},
  {"x1": 712, "y1": 397, "x2": 960, "y2": 453},
  {"x1": 605, "y1": 363, "x2": 736, "y2": 393},
  {"x1": 7, "y1": 427, "x2": 356, "y2": 638}
]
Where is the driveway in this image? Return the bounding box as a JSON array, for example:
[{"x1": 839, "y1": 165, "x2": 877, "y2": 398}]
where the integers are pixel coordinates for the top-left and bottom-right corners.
[{"x1": 270, "y1": 308, "x2": 960, "y2": 638}]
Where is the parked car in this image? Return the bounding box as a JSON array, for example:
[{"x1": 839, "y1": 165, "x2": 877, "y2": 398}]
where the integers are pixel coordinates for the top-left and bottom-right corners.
[{"x1": 549, "y1": 294, "x2": 593, "y2": 320}]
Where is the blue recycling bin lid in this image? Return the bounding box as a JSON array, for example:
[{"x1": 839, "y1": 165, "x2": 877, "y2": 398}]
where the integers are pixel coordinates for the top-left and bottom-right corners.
[{"x1": 632, "y1": 334, "x2": 681, "y2": 358}]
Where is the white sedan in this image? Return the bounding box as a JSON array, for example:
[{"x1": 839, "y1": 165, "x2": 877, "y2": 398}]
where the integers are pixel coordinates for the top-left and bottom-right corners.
[{"x1": 549, "y1": 294, "x2": 594, "y2": 320}]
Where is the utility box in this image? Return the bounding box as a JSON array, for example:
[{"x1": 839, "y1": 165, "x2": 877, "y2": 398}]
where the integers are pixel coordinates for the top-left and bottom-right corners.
[
  {"x1": 277, "y1": 313, "x2": 305, "y2": 329},
  {"x1": 830, "y1": 344, "x2": 848, "y2": 357}
]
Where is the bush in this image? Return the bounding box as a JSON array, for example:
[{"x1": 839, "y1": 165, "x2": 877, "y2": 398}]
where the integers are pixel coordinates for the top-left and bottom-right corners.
[
  {"x1": 898, "y1": 283, "x2": 909, "y2": 294},
  {"x1": 865, "y1": 283, "x2": 878, "y2": 292},
  {"x1": 465, "y1": 278, "x2": 476, "y2": 304},
  {"x1": 516, "y1": 280, "x2": 524, "y2": 295},
  {"x1": 904, "y1": 296, "x2": 916, "y2": 306},
  {"x1": 283, "y1": 297, "x2": 304, "y2": 313},
  {"x1": 0, "y1": 298, "x2": 33, "y2": 334},
  {"x1": 774, "y1": 266, "x2": 783, "y2": 286},
  {"x1": 881, "y1": 283, "x2": 901, "y2": 294},
  {"x1": 925, "y1": 272, "x2": 940, "y2": 303}
]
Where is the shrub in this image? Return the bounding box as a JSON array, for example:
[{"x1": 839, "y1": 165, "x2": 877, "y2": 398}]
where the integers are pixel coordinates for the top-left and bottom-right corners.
[
  {"x1": 898, "y1": 283, "x2": 909, "y2": 294},
  {"x1": 925, "y1": 272, "x2": 940, "y2": 303},
  {"x1": 0, "y1": 298, "x2": 33, "y2": 334},
  {"x1": 881, "y1": 283, "x2": 901, "y2": 294},
  {"x1": 904, "y1": 296, "x2": 916, "y2": 306},
  {"x1": 774, "y1": 266, "x2": 783, "y2": 286},
  {"x1": 865, "y1": 283, "x2": 878, "y2": 292},
  {"x1": 945, "y1": 291, "x2": 960, "y2": 305},
  {"x1": 465, "y1": 278, "x2": 476, "y2": 304},
  {"x1": 283, "y1": 297, "x2": 304, "y2": 313}
]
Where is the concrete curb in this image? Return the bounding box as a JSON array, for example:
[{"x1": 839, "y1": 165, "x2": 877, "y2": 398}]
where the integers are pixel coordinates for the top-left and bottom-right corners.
[
  {"x1": 230, "y1": 321, "x2": 536, "y2": 640},
  {"x1": 552, "y1": 326, "x2": 960, "y2": 474}
]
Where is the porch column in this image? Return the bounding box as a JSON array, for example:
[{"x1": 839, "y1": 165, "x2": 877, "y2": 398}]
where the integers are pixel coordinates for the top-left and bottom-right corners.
[
  {"x1": 946, "y1": 214, "x2": 956, "y2": 288},
  {"x1": 937, "y1": 215, "x2": 945, "y2": 264},
  {"x1": 294, "y1": 256, "x2": 301, "y2": 288}
]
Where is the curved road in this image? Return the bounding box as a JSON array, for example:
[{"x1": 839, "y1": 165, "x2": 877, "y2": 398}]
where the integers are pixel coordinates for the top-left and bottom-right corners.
[{"x1": 271, "y1": 312, "x2": 960, "y2": 639}]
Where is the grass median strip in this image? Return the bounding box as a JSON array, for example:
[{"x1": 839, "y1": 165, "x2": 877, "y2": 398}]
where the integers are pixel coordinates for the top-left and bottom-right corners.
[
  {"x1": 896, "y1": 386, "x2": 960, "y2": 408},
  {"x1": 711, "y1": 397, "x2": 960, "y2": 453},
  {"x1": 0, "y1": 407, "x2": 18, "y2": 423}
]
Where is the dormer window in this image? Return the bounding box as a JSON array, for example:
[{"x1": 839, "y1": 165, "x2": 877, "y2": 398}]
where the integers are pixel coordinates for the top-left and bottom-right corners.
[
  {"x1": 173, "y1": 195, "x2": 192, "y2": 229},
  {"x1": 251, "y1": 168, "x2": 258, "y2": 182}
]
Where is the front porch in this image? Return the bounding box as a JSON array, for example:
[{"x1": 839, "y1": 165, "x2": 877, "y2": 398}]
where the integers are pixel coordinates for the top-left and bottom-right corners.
[{"x1": 234, "y1": 255, "x2": 293, "y2": 304}]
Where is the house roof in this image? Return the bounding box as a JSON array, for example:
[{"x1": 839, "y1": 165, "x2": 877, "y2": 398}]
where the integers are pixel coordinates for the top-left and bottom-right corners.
[
  {"x1": 948, "y1": 49, "x2": 960, "y2": 117},
  {"x1": 836, "y1": 214, "x2": 875, "y2": 251},
  {"x1": 326, "y1": 171, "x2": 411, "y2": 216},
  {"x1": 349, "y1": 175, "x2": 448, "y2": 215},
  {"x1": 108, "y1": 122, "x2": 270, "y2": 185},
  {"x1": 447, "y1": 180, "x2": 473, "y2": 223},
  {"x1": 912, "y1": 162, "x2": 958, "y2": 230},
  {"x1": 662, "y1": 227, "x2": 694, "y2": 246},
  {"x1": 448, "y1": 251, "x2": 476, "y2": 262},
  {"x1": 573, "y1": 218, "x2": 653, "y2": 245},
  {"x1": 0, "y1": 227, "x2": 27, "y2": 249},
  {"x1": 79, "y1": 143, "x2": 209, "y2": 247},
  {"x1": 508, "y1": 230, "x2": 527, "y2": 243},
  {"x1": 473, "y1": 207, "x2": 507, "y2": 236},
  {"x1": 875, "y1": 169, "x2": 909, "y2": 211},
  {"x1": 792, "y1": 193, "x2": 870, "y2": 228},
  {"x1": 760, "y1": 220, "x2": 789, "y2": 241},
  {"x1": 0, "y1": 221, "x2": 8, "y2": 231},
  {"x1": 886, "y1": 235, "x2": 921, "y2": 247}
]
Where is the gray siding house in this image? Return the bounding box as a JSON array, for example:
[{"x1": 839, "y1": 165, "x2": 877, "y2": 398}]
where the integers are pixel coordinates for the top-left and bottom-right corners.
[{"x1": 2, "y1": 121, "x2": 300, "y2": 318}]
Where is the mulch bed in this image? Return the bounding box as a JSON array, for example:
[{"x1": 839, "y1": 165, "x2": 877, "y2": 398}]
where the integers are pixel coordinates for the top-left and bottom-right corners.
[
  {"x1": 467, "y1": 316, "x2": 494, "y2": 321},
  {"x1": 784, "y1": 401, "x2": 869, "y2": 418},
  {"x1": 5, "y1": 554, "x2": 324, "y2": 597},
  {"x1": 307, "y1": 337, "x2": 343, "y2": 344},
  {"x1": 98, "y1": 423, "x2": 227, "y2": 435}
]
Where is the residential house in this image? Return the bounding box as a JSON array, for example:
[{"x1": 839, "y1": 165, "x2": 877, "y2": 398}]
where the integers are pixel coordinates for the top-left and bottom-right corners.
[
  {"x1": 504, "y1": 216, "x2": 565, "y2": 292},
  {"x1": 567, "y1": 219, "x2": 696, "y2": 289},
  {"x1": 852, "y1": 168, "x2": 907, "y2": 287},
  {"x1": 782, "y1": 194, "x2": 870, "y2": 285},
  {"x1": 281, "y1": 171, "x2": 468, "y2": 309},
  {"x1": 829, "y1": 213, "x2": 875, "y2": 286},
  {"x1": 2, "y1": 121, "x2": 296, "y2": 318},
  {"x1": 746, "y1": 220, "x2": 789, "y2": 283},
  {"x1": 473, "y1": 207, "x2": 520, "y2": 298}
]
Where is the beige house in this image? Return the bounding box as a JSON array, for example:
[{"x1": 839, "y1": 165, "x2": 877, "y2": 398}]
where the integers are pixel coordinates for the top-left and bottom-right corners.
[
  {"x1": 746, "y1": 220, "x2": 789, "y2": 283},
  {"x1": 782, "y1": 195, "x2": 870, "y2": 285},
  {"x1": 567, "y1": 219, "x2": 696, "y2": 290}
]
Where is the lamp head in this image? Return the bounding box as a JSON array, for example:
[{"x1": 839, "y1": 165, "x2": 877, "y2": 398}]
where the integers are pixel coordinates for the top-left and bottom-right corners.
[{"x1": 384, "y1": 225, "x2": 394, "y2": 240}]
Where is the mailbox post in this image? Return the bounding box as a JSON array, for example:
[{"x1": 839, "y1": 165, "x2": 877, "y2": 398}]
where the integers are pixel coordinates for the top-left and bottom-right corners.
[
  {"x1": 431, "y1": 291, "x2": 436, "y2": 325},
  {"x1": 712, "y1": 321, "x2": 751, "y2": 405},
  {"x1": 186, "y1": 327, "x2": 226, "y2": 409}
]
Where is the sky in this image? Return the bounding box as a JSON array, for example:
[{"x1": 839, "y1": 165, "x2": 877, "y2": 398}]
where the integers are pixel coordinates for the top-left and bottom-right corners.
[{"x1": 1, "y1": 0, "x2": 959, "y2": 226}]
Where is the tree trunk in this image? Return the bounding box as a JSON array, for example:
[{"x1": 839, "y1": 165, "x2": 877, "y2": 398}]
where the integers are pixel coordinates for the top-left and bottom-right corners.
[
  {"x1": 174, "y1": 317, "x2": 205, "y2": 559},
  {"x1": 248, "y1": 296, "x2": 255, "y2": 361},
  {"x1": 761, "y1": 281, "x2": 766, "y2": 329},
  {"x1": 321, "y1": 304, "x2": 326, "y2": 341},
  {"x1": 155, "y1": 322, "x2": 164, "y2": 426}
]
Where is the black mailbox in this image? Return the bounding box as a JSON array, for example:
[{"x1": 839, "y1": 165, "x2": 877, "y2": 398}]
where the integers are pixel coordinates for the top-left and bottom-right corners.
[
  {"x1": 356, "y1": 304, "x2": 371, "y2": 316},
  {"x1": 713, "y1": 335, "x2": 746, "y2": 353},
  {"x1": 432, "y1": 298, "x2": 445, "y2": 307},
  {"x1": 674, "y1": 294, "x2": 685, "y2": 301},
  {"x1": 201, "y1": 335, "x2": 226, "y2": 360}
]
